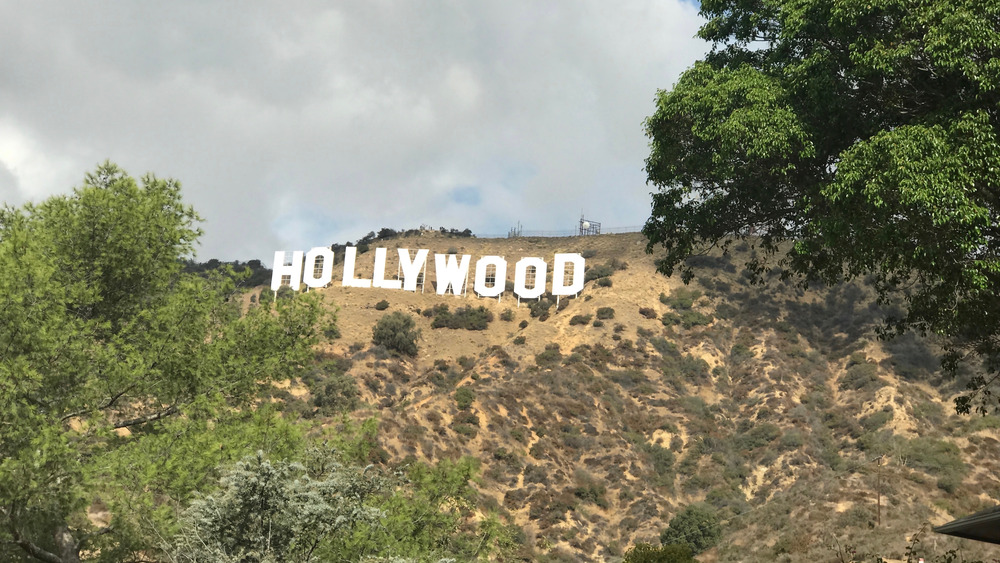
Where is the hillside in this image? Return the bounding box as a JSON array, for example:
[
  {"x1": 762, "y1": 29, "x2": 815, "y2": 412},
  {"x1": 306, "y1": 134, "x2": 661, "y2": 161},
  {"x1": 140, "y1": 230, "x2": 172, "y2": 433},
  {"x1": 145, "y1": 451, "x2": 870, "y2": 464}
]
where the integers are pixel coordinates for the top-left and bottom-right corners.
[{"x1": 263, "y1": 231, "x2": 1000, "y2": 562}]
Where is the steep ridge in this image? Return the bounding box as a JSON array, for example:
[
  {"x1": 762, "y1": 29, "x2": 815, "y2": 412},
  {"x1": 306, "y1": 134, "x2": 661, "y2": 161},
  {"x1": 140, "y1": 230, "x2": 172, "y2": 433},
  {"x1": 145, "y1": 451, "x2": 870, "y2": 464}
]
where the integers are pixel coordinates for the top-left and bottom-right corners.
[{"x1": 267, "y1": 231, "x2": 1000, "y2": 562}]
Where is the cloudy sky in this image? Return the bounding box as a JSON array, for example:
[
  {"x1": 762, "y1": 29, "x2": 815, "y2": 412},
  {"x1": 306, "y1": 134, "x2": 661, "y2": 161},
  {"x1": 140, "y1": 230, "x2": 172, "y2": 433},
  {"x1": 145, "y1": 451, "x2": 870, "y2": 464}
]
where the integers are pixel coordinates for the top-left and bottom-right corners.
[{"x1": 0, "y1": 1, "x2": 706, "y2": 260}]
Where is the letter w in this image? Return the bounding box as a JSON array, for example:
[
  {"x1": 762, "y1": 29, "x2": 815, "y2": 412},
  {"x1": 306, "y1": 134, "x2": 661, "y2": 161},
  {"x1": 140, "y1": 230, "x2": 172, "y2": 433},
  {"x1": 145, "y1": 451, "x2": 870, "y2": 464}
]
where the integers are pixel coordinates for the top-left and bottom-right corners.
[{"x1": 434, "y1": 254, "x2": 470, "y2": 295}]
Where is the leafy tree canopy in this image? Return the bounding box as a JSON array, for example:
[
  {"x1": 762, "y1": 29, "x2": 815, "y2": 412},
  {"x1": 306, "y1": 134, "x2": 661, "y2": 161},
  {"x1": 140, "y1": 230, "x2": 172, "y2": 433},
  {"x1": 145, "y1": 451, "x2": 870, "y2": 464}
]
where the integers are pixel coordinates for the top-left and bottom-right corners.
[
  {"x1": 659, "y1": 503, "x2": 722, "y2": 555},
  {"x1": 171, "y1": 443, "x2": 517, "y2": 562},
  {"x1": 373, "y1": 312, "x2": 421, "y2": 357},
  {"x1": 0, "y1": 163, "x2": 325, "y2": 562},
  {"x1": 643, "y1": 0, "x2": 1000, "y2": 412}
]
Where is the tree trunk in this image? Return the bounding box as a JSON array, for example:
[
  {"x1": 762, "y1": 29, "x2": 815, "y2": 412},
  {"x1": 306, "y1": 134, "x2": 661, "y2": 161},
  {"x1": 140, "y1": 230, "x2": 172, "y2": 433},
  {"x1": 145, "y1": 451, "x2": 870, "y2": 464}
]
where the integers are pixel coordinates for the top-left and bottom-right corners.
[{"x1": 54, "y1": 525, "x2": 80, "y2": 563}]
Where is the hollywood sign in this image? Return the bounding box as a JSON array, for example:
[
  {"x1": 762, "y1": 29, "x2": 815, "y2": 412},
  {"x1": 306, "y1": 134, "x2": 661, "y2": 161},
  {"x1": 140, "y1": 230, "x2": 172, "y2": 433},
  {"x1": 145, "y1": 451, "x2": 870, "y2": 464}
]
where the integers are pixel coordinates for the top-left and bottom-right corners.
[{"x1": 271, "y1": 247, "x2": 586, "y2": 299}]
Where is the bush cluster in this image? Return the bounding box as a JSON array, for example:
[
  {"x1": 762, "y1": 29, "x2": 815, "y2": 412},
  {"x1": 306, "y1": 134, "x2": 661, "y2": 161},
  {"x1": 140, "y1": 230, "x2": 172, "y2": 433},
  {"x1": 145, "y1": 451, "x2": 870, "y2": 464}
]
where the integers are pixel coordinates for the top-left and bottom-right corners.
[
  {"x1": 839, "y1": 358, "x2": 881, "y2": 391},
  {"x1": 454, "y1": 386, "x2": 475, "y2": 410},
  {"x1": 372, "y1": 312, "x2": 420, "y2": 356},
  {"x1": 596, "y1": 307, "x2": 615, "y2": 320},
  {"x1": 536, "y1": 344, "x2": 562, "y2": 368},
  {"x1": 660, "y1": 504, "x2": 722, "y2": 555},
  {"x1": 662, "y1": 310, "x2": 714, "y2": 329},
  {"x1": 426, "y1": 304, "x2": 494, "y2": 330},
  {"x1": 661, "y1": 289, "x2": 701, "y2": 310},
  {"x1": 529, "y1": 298, "x2": 555, "y2": 320}
]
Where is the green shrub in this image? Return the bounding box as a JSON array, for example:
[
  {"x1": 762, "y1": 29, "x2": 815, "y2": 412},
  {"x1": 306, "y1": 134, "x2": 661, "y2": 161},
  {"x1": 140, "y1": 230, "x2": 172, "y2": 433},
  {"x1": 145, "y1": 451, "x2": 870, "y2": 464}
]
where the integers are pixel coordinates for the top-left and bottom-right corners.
[
  {"x1": 642, "y1": 442, "x2": 675, "y2": 485},
  {"x1": 573, "y1": 483, "x2": 608, "y2": 508},
  {"x1": 661, "y1": 312, "x2": 680, "y2": 326},
  {"x1": 584, "y1": 264, "x2": 614, "y2": 282},
  {"x1": 904, "y1": 437, "x2": 966, "y2": 480},
  {"x1": 500, "y1": 308, "x2": 515, "y2": 322},
  {"x1": 840, "y1": 361, "x2": 881, "y2": 391},
  {"x1": 457, "y1": 355, "x2": 476, "y2": 370},
  {"x1": 276, "y1": 285, "x2": 295, "y2": 301},
  {"x1": 374, "y1": 299, "x2": 389, "y2": 311},
  {"x1": 639, "y1": 307, "x2": 658, "y2": 319},
  {"x1": 608, "y1": 258, "x2": 628, "y2": 271},
  {"x1": 624, "y1": 543, "x2": 695, "y2": 563},
  {"x1": 536, "y1": 344, "x2": 562, "y2": 368},
  {"x1": 676, "y1": 354, "x2": 710, "y2": 380},
  {"x1": 581, "y1": 249, "x2": 597, "y2": 259},
  {"x1": 431, "y1": 305, "x2": 494, "y2": 330},
  {"x1": 519, "y1": 320, "x2": 529, "y2": 329},
  {"x1": 662, "y1": 289, "x2": 701, "y2": 310},
  {"x1": 608, "y1": 369, "x2": 646, "y2": 388},
  {"x1": 860, "y1": 410, "x2": 893, "y2": 431},
  {"x1": 729, "y1": 344, "x2": 755, "y2": 364},
  {"x1": 735, "y1": 423, "x2": 781, "y2": 450},
  {"x1": 423, "y1": 303, "x2": 448, "y2": 318},
  {"x1": 306, "y1": 361, "x2": 360, "y2": 416},
  {"x1": 779, "y1": 429, "x2": 805, "y2": 450},
  {"x1": 529, "y1": 298, "x2": 554, "y2": 319},
  {"x1": 569, "y1": 314, "x2": 592, "y2": 326},
  {"x1": 715, "y1": 303, "x2": 738, "y2": 319},
  {"x1": 596, "y1": 277, "x2": 612, "y2": 288},
  {"x1": 679, "y1": 310, "x2": 713, "y2": 328},
  {"x1": 513, "y1": 335, "x2": 526, "y2": 345},
  {"x1": 651, "y1": 337, "x2": 679, "y2": 357},
  {"x1": 660, "y1": 504, "x2": 721, "y2": 555},
  {"x1": 372, "y1": 312, "x2": 420, "y2": 356},
  {"x1": 596, "y1": 307, "x2": 615, "y2": 320},
  {"x1": 592, "y1": 320, "x2": 604, "y2": 328},
  {"x1": 454, "y1": 386, "x2": 475, "y2": 410}
]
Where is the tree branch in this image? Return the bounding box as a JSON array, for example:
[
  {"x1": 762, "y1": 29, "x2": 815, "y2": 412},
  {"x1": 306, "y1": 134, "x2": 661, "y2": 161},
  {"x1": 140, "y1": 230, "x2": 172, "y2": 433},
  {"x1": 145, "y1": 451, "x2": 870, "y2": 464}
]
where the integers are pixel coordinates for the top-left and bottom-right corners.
[
  {"x1": 114, "y1": 405, "x2": 178, "y2": 429},
  {"x1": 1, "y1": 506, "x2": 64, "y2": 563},
  {"x1": 61, "y1": 384, "x2": 138, "y2": 422}
]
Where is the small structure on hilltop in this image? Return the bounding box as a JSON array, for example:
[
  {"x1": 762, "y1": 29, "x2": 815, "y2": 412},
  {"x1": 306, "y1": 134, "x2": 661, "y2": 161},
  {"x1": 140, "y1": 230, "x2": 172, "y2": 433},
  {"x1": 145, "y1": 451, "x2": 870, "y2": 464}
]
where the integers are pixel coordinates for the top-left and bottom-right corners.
[{"x1": 579, "y1": 215, "x2": 601, "y2": 236}]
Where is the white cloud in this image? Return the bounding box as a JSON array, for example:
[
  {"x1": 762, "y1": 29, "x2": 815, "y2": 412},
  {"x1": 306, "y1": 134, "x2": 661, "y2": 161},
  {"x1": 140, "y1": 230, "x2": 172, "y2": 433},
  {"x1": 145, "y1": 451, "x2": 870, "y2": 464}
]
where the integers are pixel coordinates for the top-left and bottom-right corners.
[{"x1": 0, "y1": 0, "x2": 705, "y2": 260}]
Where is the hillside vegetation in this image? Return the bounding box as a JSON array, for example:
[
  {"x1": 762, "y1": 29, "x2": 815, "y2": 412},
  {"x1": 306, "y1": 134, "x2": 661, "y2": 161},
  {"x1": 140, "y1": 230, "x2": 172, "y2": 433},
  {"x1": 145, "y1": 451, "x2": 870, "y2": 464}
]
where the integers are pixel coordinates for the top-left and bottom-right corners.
[{"x1": 264, "y1": 230, "x2": 1000, "y2": 562}]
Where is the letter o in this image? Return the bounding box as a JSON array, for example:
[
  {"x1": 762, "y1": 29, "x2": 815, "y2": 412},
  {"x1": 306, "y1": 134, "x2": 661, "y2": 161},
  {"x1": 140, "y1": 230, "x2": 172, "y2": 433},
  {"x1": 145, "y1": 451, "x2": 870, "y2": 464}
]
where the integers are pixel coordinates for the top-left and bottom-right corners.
[{"x1": 514, "y1": 257, "x2": 547, "y2": 299}]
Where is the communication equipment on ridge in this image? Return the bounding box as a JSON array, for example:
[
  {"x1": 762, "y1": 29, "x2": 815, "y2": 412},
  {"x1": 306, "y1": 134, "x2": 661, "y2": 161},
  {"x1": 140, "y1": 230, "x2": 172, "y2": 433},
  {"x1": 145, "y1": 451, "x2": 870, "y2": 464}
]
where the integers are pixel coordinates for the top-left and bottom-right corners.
[
  {"x1": 508, "y1": 222, "x2": 523, "y2": 238},
  {"x1": 578, "y1": 215, "x2": 601, "y2": 236}
]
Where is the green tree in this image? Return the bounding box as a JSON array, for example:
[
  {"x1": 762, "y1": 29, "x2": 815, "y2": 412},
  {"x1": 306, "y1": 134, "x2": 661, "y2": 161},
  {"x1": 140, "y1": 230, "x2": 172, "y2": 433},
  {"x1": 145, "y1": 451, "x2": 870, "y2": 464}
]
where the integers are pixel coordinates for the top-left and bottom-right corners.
[
  {"x1": 659, "y1": 503, "x2": 722, "y2": 555},
  {"x1": 171, "y1": 451, "x2": 385, "y2": 563},
  {"x1": 623, "y1": 543, "x2": 696, "y2": 563},
  {"x1": 170, "y1": 440, "x2": 517, "y2": 562},
  {"x1": 372, "y1": 312, "x2": 421, "y2": 356},
  {"x1": 0, "y1": 163, "x2": 324, "y2": 562},
  {"x1": 643, "y1": 0, "x2": 1000, "y2": 412}
]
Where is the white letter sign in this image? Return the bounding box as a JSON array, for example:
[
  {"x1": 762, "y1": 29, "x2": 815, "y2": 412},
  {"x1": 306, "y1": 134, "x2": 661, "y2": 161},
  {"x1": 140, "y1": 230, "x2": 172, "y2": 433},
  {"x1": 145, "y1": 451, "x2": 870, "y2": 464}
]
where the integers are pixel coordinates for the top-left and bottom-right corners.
[
  {"x1": 302, "y1": 247, "x2": 334, "y2": 288},
  {"x1": 434, "y1": 253, "x2": 471, "y2": 295},
  {"x1": 398, "y1": 249, "x2": 429, "y2": 291},
  {"x1": 473, "y1": 256, "x2": 507, "y2": 297},
  {"x1": 514, "y1": 257, "x2": 547, "y2": 299},
  {"x1": 271, "y1": 250, "x2": 303, "y2": 291},
  {"x1": 552, "y1": 253, "x2": 585, "y2": 296},
  {"x1": 271, "y1": 246, "x2": 587, "y2": 299}
]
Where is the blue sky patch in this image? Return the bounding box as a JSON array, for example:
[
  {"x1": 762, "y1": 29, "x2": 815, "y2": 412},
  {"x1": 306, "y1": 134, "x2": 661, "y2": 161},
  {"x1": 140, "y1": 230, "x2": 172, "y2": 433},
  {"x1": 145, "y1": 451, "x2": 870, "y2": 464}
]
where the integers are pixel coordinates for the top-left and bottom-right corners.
[{"x1": 449, "y1": 185, "x2": 482, "y2": 206}]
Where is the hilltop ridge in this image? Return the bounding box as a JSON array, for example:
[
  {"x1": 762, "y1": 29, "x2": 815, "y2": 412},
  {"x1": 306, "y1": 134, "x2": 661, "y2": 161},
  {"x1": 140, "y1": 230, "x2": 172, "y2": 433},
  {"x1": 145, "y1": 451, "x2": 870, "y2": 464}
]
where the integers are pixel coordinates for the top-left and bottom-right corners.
[{"x1": 264, "y1": 231, "x2": 1000, "y2": 562}]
